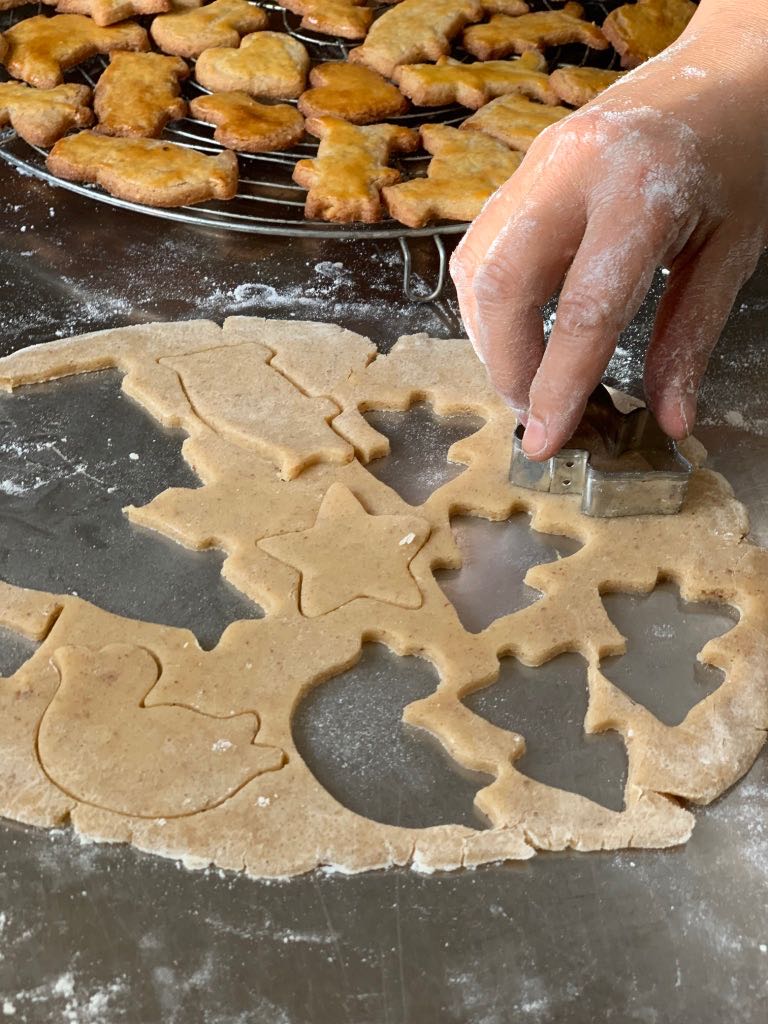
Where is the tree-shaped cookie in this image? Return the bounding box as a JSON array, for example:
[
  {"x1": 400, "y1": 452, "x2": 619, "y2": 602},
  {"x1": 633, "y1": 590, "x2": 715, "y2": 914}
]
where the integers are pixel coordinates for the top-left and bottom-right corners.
[
  {"x1": 259, "y1": 483, "x2": 430, "y2": 617},
  {"x1": 190, "y1": 92, "x2": 305, "y2": 152},
  {"x1": 393, "y1": 51, "x2": 556, "y2": 109},
  {"x1": 280, "y1": 0, "x2": 374, "y2": 40},
  {"x1": 195, "y1": 31, "x2": 309, "y2": 99},
  {"x1": 0, "y1": 82, "x2": 93, "y2": 147},
  {"x1": 349, "y1": 0, "x2": 484, "y2": 78},
  {"x1": 549, "y1": 65, "x2": 624, "y2": 107},
  {"x1": 42, "y1": 0, "x2": 171, "y2": 28},
  {"x1": 383, "y1": 123, "x2": 521, "y2": 227},
  {"x1": 602, "y1": 0, "x2": 696, "y2": 68},
  {"x1": 1, "y1": 14, "x2": 149, "y2": 90},
  {"x1": 150, "y1": 0, "x2": 267, "y2": 58},
  {"x1": 299, "y1": 62, "x2": 408, "y2": 125},
  {"x1": 464, "y1": 2, "x2": 608, "y2": 60},
  {"x1": 94, "y1": 52, "x2": 188, "y2": 138},
  {"x1": 47, "y1": 131, "x2": 238, "y2": 206},
  {"x1": 294, "y1": 115, "x2": 419, "y2": 223},
  {"x1": 40, "y1": 644, "x2": 285, "y2": 818},
  {"x1": 462, "y1": 94, "x2": 572, "y2": 151}
]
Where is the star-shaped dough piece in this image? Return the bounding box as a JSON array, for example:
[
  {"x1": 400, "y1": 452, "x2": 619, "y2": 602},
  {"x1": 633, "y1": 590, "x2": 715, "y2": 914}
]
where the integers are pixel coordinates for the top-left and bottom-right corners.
[
  {"x1": 383, "y1": 123, "x2": 521, "y2": 228},
  {"x1": 195, "y1": 31, "x2": 309, "y2": 100},
  {"x1": 461, "y1": 93, "x2": 572, "y2": 151},
  {"x1": 602, "y1": 0, "x2": 696, "y2": 68},
  {"x1": 259, "y1": 483, "x2": 430, "y2": 617},
  {"x1": 299, "y1": 62, "x2": 408, "y2": 125},
  {"x1": 549, "y1": 65, "x2": 625, "y2": 107},
  {"x1": 393, "y1": 51, "x2": 556, "y2": 110},
  {"x1": 43, "y1": 0, "x2": 171, "y2": 29},
  {"x1": 150, "y1": 0, "x2": 268, "y2": 59},
  {"x1": 280, "y1": 0, "x2": 374, "y2": 40},
  {"x1": 1, "y1": 14, "x2": 149, "y2": 90},
  {"x1": 190, "y1": 91, "x2": 304, "y2": 152},
  {"x1": 464, "y1": 2, "x2": 608, "y2": 60},
  {"x1": 0, "y1": 82, "x2": 93, "y2": 147},
  {"x1": 94, "y1": 51, "x2": 188, "y2": 138}
]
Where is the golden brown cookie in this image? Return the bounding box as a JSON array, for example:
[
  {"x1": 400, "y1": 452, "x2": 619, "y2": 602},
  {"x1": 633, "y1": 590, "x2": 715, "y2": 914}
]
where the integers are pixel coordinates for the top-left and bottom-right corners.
[
  {"x1": 464, "y1": 2, "x2": 608, "y2": 60},
  {"x1": 42, "y1": 0, "x2": 170, "y2": 28},
  {"x1": 280, "y1": 0, "x2": 374, "y2": 40},
  {"x1": 602, "y1": 0, "x2": 696, "y2": 68},
  {"x1": 293, "y1": 115, "x2": 419, "y2": 223},
  {"x1": 190, "y1": 91, "x2": 304, "y2": 152},
  {"x1": 394, "y1": 51, "x2": 556, "y2": 109},
  {"x1": 462, "y1": 93, "x2": 571, "y2": 150},
  {"x1": 299, "y1": 62, "x2": 408, "y2": 125},
  {"x1": 549, "y1": 65, "x2": 625, "y2": 106},
  {"x1": 94, "y1": 52, "x2": 188, "y2": 138},
  {"x1": 195, "y1": 31, "x2": 309, "y2": 99},
  {"x1": 1, "y1": 14, "x2": 149, "y2": 90},
  {"x1": 0, "y1": 82, "x2": 93, "y2": 147},
  {"x1": 483, "y1": 0, "x2": 529, "y2": 11},
  {"x1": 150, "y1": 0, "x2": 267, "y2": 59},
  {"x1": 47, "y1": 130, "x2": 238, "y2": 206},
  {"x1": 383, "y1": 123, "x2": 521, "y2": 227},
  {"x1": 348, "y1": 0, "x2": 484, "y2": 79}
]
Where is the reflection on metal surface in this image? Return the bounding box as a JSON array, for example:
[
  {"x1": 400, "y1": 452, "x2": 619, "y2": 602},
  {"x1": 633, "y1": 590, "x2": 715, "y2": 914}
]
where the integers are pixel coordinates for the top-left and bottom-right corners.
[
  {"x1": 466, "y1": 653, "x2": 628, "y2": 812},
  {"x1": 293, "y1": 643, "x2": 490, "y2": 829},
  {"x1": 437, "y1": 514, "x2": 581, "y2": 634},
  {"x1": 364, "y1": 404, "x2": 483, "y2": 507},
  {"x1": 601, "y1": 584, "x2": 739, "y2": 727},
  {"x1": 0, "y1": 371, "x2": 262, "y2": 649}
]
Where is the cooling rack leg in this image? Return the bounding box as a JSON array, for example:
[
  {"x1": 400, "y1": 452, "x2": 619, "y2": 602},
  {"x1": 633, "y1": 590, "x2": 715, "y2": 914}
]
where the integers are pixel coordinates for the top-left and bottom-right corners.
[{"x1": 398, "y1": 235, "x2": 448, "y2": 303}]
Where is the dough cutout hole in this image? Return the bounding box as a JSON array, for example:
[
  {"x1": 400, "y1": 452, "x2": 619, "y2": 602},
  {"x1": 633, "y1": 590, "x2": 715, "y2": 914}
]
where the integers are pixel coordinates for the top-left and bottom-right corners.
[
  {"x1": 437, "y1": 514, "x2": 582, "y2": 633},
  {"x1": 0, "y1": 370, "x2": 261, "y2": 650},
  {"x1": 0, "y1": 626, "x2": 39, "y2": 678},
  {"x1": 293, "y1": 642, "x2": 491, "y2": 829},
  {"x1": 363, "y1": 403, "x2": 484, "y2": 506},
  {"x1": 600, "y1": 583, "x2": 739, "y2": 727},
  {"x1": 465, "y1": 653, "x2": 628, "y2": 812}
]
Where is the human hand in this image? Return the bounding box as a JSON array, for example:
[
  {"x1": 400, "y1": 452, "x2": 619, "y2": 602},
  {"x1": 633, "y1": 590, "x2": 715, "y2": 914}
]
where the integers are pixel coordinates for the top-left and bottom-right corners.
[{"x1": 451, "y1": 1, "x2": 768, "y2": 459}]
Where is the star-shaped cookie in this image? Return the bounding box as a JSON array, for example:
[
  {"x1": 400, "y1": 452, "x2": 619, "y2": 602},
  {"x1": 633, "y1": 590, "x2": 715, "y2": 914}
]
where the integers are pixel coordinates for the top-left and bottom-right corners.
[{"x1": 259, "y1": 483, "x2": 430, "y2": 617}]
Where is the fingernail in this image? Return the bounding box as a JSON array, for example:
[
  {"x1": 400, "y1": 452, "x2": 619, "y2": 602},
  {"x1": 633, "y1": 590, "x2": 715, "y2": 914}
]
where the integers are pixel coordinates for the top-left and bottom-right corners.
[{"x1": 522, "y1": 415, "x2": 548, "y2": 457}]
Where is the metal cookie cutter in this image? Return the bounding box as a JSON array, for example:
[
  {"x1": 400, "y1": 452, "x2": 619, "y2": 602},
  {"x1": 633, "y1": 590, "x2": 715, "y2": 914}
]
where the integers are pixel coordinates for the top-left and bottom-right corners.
[{"x1": 510, "y1": 385, "x2": 693, "y2": 517}]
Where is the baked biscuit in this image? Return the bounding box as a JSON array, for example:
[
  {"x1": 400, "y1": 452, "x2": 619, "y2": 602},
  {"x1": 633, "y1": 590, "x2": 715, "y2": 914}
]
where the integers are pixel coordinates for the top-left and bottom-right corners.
[
  {"x1": 394, "y1": 51, "x2": 556, "y2": 109},
  {"x1": 280, "y1": 0, "x2": 373, "y2": 40},
  {"x1": 293, "y1": 115, "x2": 418, "y2": 223},
  {"x1": 195, "y1": 31, "x2": 309, "y2": 99},
  {"x1": 94, "y1": 52, "x2": 188, "y2": 137},
  {"x1": 464, "y1": 2, "x2": 608, "y2": 60},
  {"x1": 1, "y1": 14, "x2": 149, "y2": 90},
  {"x1": 47, "y1": 130, "x2": 238, "y2": 206},
  {"x1": 602, "y1": 0, "x2": 696, "y2": 68},
  {"x1": 349, "y1": 0, "x2": 484, "y2": 79},
  {"x1": 190, "y1": 91, "x2": 304, "y2": 152},
  {"x1": 0, "y1": 82, "x2": 93, "y2": 147},
  {"x1": 150, "y1": 0, "x2": 267, "y2": 59},
  {"x1": 383, "y1": 123, "x2": 521, "y2": 227},
  {"x1": 462, "y1": 93, "x2": 571, "y2": 150},
  {"x1": 549, "y1": 65, "x2": 624, "y2": 106},
  {"x1": 42, "y1": 0, "x2": 170, "y2": 28},
  {"x1": 299, "y1": 62, "x2": 408, "y2": 125}
]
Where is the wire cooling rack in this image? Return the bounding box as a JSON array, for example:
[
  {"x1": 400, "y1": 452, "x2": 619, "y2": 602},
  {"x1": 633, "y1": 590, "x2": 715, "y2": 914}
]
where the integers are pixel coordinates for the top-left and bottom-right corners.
[{"x1": 0, "y1": 0, "x2": 616, "y2": 300}]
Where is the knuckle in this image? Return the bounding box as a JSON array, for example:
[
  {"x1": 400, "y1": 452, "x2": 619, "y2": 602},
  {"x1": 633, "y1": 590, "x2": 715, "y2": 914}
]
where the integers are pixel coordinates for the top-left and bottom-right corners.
[{"x1": 554, "y1": 293, "x2": 615, "y2": 336}]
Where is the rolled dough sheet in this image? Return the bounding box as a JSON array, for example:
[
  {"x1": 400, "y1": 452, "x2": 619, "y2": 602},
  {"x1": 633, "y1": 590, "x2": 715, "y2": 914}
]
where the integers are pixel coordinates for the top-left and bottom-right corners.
[{"x1": 0, "y1": 317, "x2": 765, "y2": 877}]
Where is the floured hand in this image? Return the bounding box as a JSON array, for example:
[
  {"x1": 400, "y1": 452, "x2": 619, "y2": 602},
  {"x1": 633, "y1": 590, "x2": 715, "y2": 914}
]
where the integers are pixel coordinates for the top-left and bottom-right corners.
[{"x1": 451, "y1": 0, "x2": 768, "y2": 458}]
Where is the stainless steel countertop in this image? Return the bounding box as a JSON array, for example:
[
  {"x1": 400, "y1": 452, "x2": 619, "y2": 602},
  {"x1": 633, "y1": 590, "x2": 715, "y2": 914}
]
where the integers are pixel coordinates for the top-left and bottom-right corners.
[{"x1": 1, "y1": 164, "x2": 767, "y2": 1024}]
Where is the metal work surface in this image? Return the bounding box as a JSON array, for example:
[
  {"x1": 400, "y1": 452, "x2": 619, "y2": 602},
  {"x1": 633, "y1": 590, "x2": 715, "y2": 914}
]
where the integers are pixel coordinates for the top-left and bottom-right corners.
[{"x1": 1, "y1": 166, "x2": 767, "y2": 1023}]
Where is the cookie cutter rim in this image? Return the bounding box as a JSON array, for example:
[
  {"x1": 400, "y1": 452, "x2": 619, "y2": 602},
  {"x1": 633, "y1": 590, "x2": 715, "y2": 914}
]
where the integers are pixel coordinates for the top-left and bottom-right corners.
[{"x1": 510, "y1": 386, "x2": 693, "y2": 518}]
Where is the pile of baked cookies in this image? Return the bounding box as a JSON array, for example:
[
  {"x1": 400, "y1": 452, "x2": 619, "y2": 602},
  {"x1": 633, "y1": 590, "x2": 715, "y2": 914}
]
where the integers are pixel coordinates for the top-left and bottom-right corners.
[{"x1": 0, "y1": 0, "x2": 695, "y2": 224}]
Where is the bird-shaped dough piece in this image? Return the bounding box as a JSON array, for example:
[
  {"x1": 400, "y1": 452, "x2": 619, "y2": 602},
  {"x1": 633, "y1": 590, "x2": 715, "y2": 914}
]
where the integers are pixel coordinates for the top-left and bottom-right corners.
[
  {"x1": 190, "y1": 91, "x2": 305, "y2": 152},
  {"x1": 299, "y1": 62, "x2": 408, "y2": 125},
  {"x1": 393, "y1": 51, "x2": 556, "y2": 109},
  {"x1": 549, "y1": 65, "x2": 625, "y2": 107},
  {"x1": 462, "y1": 93, "x2": 572, "y2": 151},
  {"x1": 0, "y1": 82, "x2": 93, "y2": 147},
  {"x1": 39, "y1": 644, "x2": 285, "y2": 818},
  {"x1": 602, "y1": 0, "x2": 696, "y2": 68},
  {"x1": 1, "y1": 14, "x2": 149, "y2": 89},
  {"x1": 464, "y1": 2, "x2": 608, "y2": 60},
  {"x1": 150, "y1": 0, "x2": 267, "y2": 58},
  {"x1": 42, "y1": 0, "x2": 170, "y2": 28}
]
